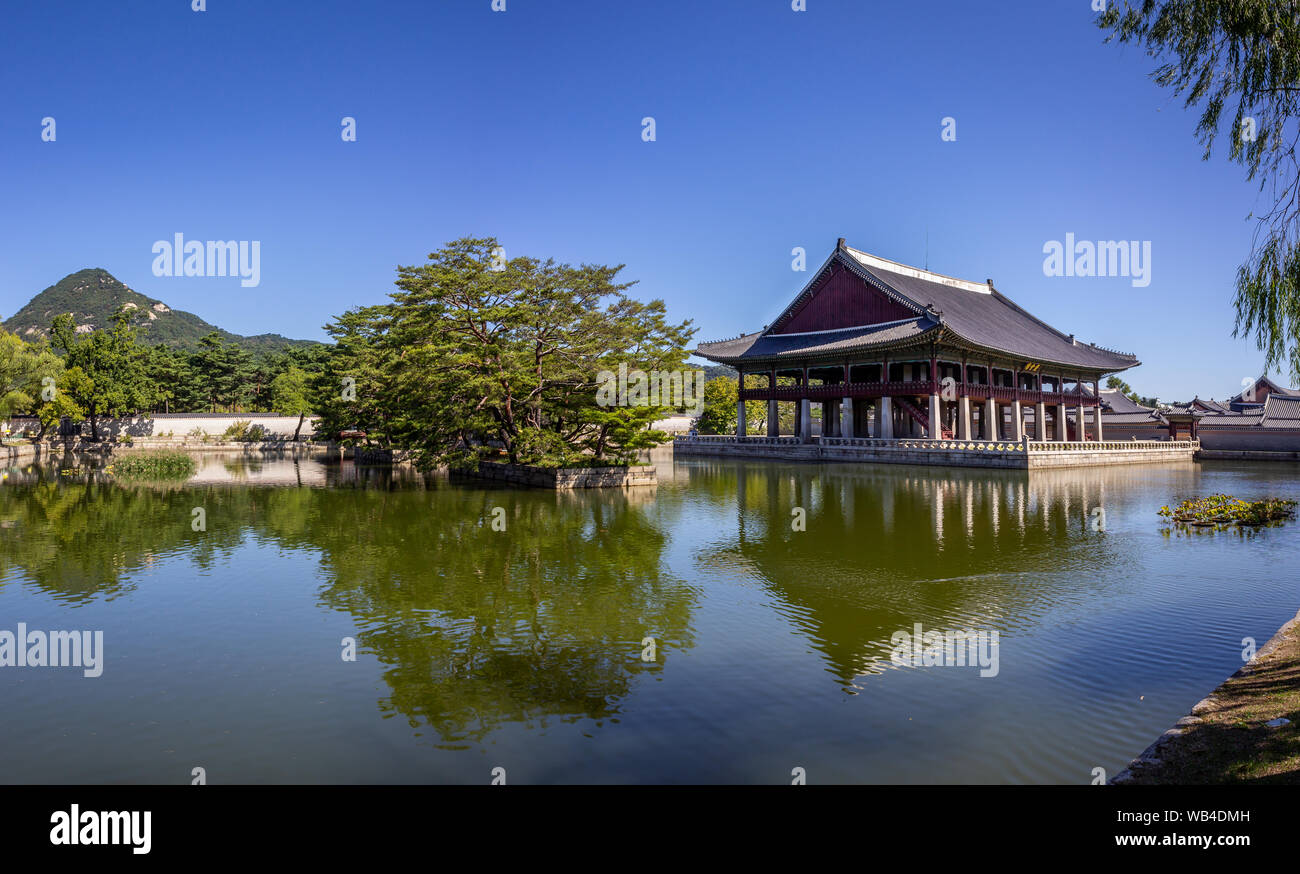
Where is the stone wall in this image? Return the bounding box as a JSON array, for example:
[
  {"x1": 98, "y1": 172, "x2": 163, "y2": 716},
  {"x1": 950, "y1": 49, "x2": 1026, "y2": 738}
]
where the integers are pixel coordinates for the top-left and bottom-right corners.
[
  {"x1": 1197, "y1": 426, "x2": 1300, "y2": 453},
  {"x1": 674, "y1": 437, "x2": 1198, "y2": 469},
  {"x1": 6, "y1": 413, "x2": 316, "y2": 440}
]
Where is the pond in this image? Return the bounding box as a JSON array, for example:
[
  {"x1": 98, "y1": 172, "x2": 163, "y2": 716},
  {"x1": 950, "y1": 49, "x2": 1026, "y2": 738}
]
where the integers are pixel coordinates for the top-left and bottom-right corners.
[{"x1": 0, "y1": 449, "x2": 1296, "y2": 783}]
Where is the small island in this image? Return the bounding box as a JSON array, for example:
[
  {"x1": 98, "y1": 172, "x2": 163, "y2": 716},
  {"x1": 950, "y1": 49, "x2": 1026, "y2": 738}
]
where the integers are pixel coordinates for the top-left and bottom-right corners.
[{"x1": 1158, "y1": 494, "x2": 1297, "y2": 527}]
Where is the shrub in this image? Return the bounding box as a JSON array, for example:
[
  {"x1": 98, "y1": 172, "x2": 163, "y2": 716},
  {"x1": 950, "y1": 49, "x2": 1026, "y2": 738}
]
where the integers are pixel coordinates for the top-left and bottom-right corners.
[{"x1": 222, "y1": 420, "x2": 252, "y2": 441}]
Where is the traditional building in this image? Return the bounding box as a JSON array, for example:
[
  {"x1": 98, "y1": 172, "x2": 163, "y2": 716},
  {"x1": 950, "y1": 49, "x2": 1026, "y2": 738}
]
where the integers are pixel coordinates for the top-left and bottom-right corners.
[
  {"x1": 1187, "y1": 377, "x2": 1300, "y2": 456},
  {"x1": 1096, "y1": 373, "x2": 1300, "y2": 455},
  {"x1": 1097, "y1": 389, "x2": 1202, "y2": 441},
  {"x1": 1226, "y1": 373, "x2": 1300, "y2": 411},
  {"x1": 695, "y1": 240, "x2": 1139, "y2": 443}
]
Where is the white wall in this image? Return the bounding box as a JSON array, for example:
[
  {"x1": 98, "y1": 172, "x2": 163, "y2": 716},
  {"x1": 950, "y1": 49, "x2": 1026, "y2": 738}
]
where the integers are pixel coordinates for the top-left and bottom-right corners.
[{"x1": 88, "y1": 414, "x2": 316, "y2": 439}]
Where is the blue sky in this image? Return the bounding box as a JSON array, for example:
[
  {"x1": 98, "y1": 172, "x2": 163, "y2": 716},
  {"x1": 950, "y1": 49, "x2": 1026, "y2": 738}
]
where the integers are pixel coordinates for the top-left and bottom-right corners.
[{"x1": 0, "y1": 0, "x2": 1283, "y2": 401}]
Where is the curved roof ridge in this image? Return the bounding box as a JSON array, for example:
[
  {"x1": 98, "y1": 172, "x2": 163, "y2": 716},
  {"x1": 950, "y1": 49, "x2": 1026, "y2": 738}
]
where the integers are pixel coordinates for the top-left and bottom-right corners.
[{"x1": 843, "y1": 245, "x2": 991, "y2": 294}]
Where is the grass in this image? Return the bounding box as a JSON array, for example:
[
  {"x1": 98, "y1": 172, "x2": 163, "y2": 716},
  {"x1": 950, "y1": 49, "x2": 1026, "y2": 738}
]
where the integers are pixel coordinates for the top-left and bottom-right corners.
[
  {"x1": 108, "y1": 450, "x2": 197, "y2": 480},
  {"x1": 1115, "y1": 611, "x2": 1300, "y2": 784}
]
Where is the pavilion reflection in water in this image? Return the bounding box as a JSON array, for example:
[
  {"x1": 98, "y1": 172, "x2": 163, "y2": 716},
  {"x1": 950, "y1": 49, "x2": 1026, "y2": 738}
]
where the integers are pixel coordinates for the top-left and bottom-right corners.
[{"x1": 684, "y1": 458, "x2": 1204, "y2": 687}]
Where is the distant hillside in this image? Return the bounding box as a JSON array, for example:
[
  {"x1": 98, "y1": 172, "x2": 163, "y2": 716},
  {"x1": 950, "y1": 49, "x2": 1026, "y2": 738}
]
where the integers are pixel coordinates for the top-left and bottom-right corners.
[{"x1": 3, "y1": 268, "x2": 319, "y2": 355}]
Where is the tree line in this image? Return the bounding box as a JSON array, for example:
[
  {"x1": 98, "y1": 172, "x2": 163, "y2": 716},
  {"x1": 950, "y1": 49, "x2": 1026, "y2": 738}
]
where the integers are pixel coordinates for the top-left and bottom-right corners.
[
  {"x1": 1, "y1": 311, "x2": 319, "y2": 440},
  {"x1": 3, "y1": 237, "x2": 695, "y2": 466}
]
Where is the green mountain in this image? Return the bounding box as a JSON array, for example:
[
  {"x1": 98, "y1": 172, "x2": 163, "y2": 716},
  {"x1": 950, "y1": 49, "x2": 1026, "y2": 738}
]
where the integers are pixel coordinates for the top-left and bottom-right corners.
[{"x1": 2, "y1": 268, "x2": 318, "y2": 355}]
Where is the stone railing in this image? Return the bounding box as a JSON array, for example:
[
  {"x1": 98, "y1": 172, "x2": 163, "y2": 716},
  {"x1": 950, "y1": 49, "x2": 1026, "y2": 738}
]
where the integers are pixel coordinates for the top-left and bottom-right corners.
[
  {"x1": 1026, "y1": 439, "x2": 1199, "y2": 452},
  {"x1": 678, "y1": 435, "x2": 1198, "y2": 454},
  {"x1": 676, "y1": 435, "x2": 802, "y2": 445},
  {"x1": 819, "y1": 436, "x2": 1026, "y2": 452}
]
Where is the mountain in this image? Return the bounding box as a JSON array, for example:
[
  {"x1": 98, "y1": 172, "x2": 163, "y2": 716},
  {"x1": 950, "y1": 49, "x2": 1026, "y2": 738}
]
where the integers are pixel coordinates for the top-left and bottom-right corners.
[{"x1": 2, "y1": 268, "x2": 318, "y2": 355}]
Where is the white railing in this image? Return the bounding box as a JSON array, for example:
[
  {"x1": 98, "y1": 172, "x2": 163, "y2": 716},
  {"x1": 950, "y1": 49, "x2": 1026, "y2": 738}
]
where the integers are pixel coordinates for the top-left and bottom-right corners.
[
  {"x1": 676, "y1": 435, "x2": 802, "y2": 445},
  {"x1": 678, "y1": 435, "x2": 1201, "y2": 454},
  {"x1": 820, "y1": 437, "x2": 1025, "y2": 452},
  {"x1": 1026, "y1": 439, "x2": 1199, "y2": 452}
]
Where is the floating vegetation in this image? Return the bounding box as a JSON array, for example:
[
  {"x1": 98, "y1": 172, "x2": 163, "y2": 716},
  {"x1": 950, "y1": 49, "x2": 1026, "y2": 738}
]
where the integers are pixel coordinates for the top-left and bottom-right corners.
[
  {"x1": 108, "y1": 450, "x2": 197, "y2": 481},
  {"x1": 1158, "y1": 494, "x2": 1297, "y2": 528}
]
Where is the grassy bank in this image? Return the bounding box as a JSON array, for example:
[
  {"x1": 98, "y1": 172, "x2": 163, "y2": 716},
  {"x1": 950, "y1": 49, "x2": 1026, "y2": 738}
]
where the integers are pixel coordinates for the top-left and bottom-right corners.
[{"x1": 1114, "y1": 609, "x2": 1300, "y2": 784}]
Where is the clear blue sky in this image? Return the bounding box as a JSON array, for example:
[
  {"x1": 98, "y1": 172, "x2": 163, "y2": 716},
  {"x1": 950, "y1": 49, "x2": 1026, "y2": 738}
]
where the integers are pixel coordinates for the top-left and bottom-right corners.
[{"x1": 0, "y1": 0, "x2": 1284, "y2": 401}]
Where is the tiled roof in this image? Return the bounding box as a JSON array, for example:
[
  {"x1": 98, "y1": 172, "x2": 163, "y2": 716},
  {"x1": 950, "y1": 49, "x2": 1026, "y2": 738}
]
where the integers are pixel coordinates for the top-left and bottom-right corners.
[
  {"x1": 695, "y1": 317, "x2": 935, "y2": 361},
  {"x1": 1098, "y1": 388, "x2": 1151, "y2": 413},
  {"x1": 841, "y1": 247, "x2": 1139, "y2": 371},
  {"x1": 695, "y1": 243, "x2": 1141, "y2": 371},
  {"x1": 1105, "y1": 411, "x2": 1165, "y2": 424},
  {"x1": 1198, "y1": 413, "x2": 1265, "y2": 427},
  {"x1": 1228, "y1": 375, "x2": 1300, "y2": 404},
  {"x1": 1262, "y1": 395, "x2": 1300, "y2": 429}
]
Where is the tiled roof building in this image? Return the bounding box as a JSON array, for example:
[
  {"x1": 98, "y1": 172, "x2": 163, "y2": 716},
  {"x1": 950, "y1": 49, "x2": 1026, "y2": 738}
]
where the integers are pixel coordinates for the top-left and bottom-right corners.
[{"x1": 695, "y1": 240, "x2": 1137, "y2": 441}]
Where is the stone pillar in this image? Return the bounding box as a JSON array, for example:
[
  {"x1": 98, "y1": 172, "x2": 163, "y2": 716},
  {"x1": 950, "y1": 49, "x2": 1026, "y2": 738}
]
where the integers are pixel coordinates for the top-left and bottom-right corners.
[
  {"x1": 799, "y1": 398, "x2": 812, "y2": 443},
  {"x1": 841, "y1": 397, "x2": 854, "y2": 439},
  {"x1": 1076, "y1": 403, "x2": 1088, "y2": 441},
  {"x1": 928, "y1": 393, "x2": 942, "y2": 439},
  {"x1": 958, "y1": 396, "x2": 972, "y2": 440},
  {"x1": 878, "y1": 397, "x2": 893, "y2": 439},
  {"x1": 985, "y1": 397, "x2": 999, "y2": 440},
  {"x1": 1055, "y1": 403, "x2": 1067, "y2": 441},
  {"x1": 827, "y1": 400, "x2": 840, "y2": 438},
  {"x1": 736, "y1": 400, "x2": 746, "y2": 437},
  {"x1": 767, "y1": 399, "x2": 779, "y2": 436},
  {"x1": 1035, "y1": 402, "x2": 1046, "y2": 441},
  {"x1": 1011, "y1": 399, "x2": 1024, "y2": 441},
  {"x1": 1094, "y1": 404, "x2": 1104, "y2": 440}
]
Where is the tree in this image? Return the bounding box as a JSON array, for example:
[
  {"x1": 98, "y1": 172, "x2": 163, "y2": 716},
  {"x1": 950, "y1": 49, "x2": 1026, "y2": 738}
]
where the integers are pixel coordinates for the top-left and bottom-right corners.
[
  {"x1": 0, "y1": 329, "x2": 63, "y2": 420},
  {"x1": 193, "y1": 333, "x2": 257, "y2": 412},
  {"x1": 270, "y1": 366, "x2": 312, "y2": 440},
  {"x1": 37, "y1": 368, "x2": 86, "y2": 439},
  {"x1": 1105, "y1": 375, "x2": 1160, "y2": 408},
  {"x1": 1100, "y1": 2, "x2": 1300, "y2": 380},
  {"x1": 50, "y1": 310, "x2": 152, "y2": 441},
  {"x1": 696, "y1": 375, "x2": 773, "y2": 435},
  {"x1": 320, "y1": 237, "x2": 694, "y2": 467}
]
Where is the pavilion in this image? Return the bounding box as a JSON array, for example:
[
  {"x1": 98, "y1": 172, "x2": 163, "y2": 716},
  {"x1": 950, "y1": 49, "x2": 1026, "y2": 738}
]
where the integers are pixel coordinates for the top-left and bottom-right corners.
[
  {"x1": 696, "y1": 240, "x2": 1137, "y2": 442},
  {"x1": 681, "y1": 240, "x2": 1197, "y2": 468}
]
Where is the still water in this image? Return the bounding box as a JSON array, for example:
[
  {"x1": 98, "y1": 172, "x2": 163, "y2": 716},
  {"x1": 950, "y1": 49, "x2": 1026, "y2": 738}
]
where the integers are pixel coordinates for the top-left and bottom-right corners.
[{"x1": 0, "y1": 449, "x2": 1296, "y2": 784}]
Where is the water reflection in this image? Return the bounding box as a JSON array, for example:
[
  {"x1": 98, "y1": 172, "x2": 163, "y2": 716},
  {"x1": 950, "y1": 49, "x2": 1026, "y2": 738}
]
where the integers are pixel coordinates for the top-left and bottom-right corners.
[
  {"x1": 0, "y1": 451, "x2": 1294, "y2": 783},
  {"x1": 681, "y1": 459, "x2": 1207, "y2": 687},
  {"x1": 0, "y1": 457, "x2": 696, "y2": 747}
]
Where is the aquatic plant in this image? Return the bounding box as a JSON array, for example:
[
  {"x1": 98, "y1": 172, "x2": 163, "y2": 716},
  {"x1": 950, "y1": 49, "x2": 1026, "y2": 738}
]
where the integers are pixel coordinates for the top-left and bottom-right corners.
[
  {"x1": 108, "y1": 450, "x2": 197, "y2": 480},
  {"x1": 1158, "y1": 494, "x2": 1297, "y2": 528}
]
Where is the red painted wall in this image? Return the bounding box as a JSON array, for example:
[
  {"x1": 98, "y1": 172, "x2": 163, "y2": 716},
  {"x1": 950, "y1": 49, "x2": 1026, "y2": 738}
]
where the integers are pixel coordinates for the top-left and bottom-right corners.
[{"x1": 772, "y1": 264, "x2": 913, "y2": 334}]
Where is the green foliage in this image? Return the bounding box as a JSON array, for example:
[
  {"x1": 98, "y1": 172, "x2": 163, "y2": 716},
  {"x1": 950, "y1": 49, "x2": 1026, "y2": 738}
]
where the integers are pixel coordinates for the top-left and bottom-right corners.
[
  {"x1": 271, "y1": 366, "x2": 313, "y2": 440},
  {"x1": 0, "y1": 328, "x2": 63, "y2": 420},
  {"x1": 697, "y1": 376, "x2": 738, "y2": 434},
  {"x1": 695, "y1": 375, "x2": 771, "y2": 434},
  {"x1": 222, "y1": 420, "x2": 252, "y2": 441},
  {"x1": 1158, "y1": 493, "x2": 1298, "y2": 527},
  {"x1": 108, "y1": 450, "x2": 197, "y2": 480},
  {"x1": 50, "y1": 309, "x2": 153, "y2": 440},
  {"x1": 1100, "y1": 2, "x2": 1300, "y2": 381},
  {"x1": 314, "y1": 237, "x2": 694, "y2": 467}
]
